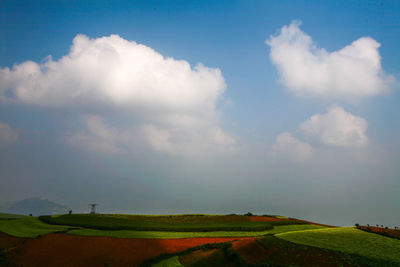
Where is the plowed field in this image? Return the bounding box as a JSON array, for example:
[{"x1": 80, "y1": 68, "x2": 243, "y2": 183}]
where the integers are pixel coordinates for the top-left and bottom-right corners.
[
  {"x1": 231, "y1": 237, "x2": 270, "y2": 264},
  {"x1": 249, "y1": 216, "x2": 287, "y2": 222}
]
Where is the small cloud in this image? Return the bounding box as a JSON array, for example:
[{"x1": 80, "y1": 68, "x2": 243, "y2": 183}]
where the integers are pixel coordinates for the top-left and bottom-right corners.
[
  {"x1": 0, "y1": 123, "x2": 18, "y2": 148},
  {"x1": 266, "y1": 20, "x2": 395, "y2": 101},
  {"x1": 300, "y1": 105, "x2": 368, "y2": 147},
  {"x1": 271, "y1": 132, "x2": 314, "y2": 162}
]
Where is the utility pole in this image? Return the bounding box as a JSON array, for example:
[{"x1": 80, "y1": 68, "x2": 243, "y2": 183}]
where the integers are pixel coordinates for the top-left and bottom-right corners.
[{"x1": 89, "y1": 203, "x2": 98, "y2": 214}]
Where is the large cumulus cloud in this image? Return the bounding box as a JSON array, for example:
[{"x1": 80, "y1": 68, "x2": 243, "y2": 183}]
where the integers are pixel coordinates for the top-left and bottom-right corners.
[
  {"x1": 267, "y1": 21, "x2": 395, "y2": 100},
  {"x1": 0, "y1": 34, "x2": 235, "y2": 155}
]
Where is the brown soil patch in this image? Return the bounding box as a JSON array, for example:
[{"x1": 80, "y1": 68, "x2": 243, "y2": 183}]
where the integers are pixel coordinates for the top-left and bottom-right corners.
[
  {"x1": 255, "y1": 236, "x2": 357, "y2": 267},
  {"x1": 0, "y1": 232, "x2": 24, "y2": 250},
  {"x1": 3, "y1": 232, "x2": 252, "y2": 267},
  {"x1": 179, "y1": 248, "x2": 217, "y2": 265},
  {"x1": 249, "y1": 216, "x2": 286, "y2": 222},
  {"x1": 297, "y1": 219, "x2": 336, "y2": 228},
  {"x1": 360, "y1": 226, "x2": 400, "y2": 239},
  {"x1": 232, "y1": 237, "x2": 270, "y2": 264}
]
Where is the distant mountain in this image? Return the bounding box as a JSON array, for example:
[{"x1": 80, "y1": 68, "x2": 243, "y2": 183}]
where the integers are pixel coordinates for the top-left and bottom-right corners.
[{"x1": 5, "y1": 197, "x2": 69, "y2": 216}]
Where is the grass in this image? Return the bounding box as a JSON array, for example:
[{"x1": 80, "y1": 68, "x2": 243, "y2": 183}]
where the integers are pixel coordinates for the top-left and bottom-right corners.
[
  {"x1": 152, "y1": 256, "x2": 183, "y2": 267},
  {"x1": 67, "y1": 224, "x2": 325, "y2": 239},
  {"x1": 39, "y1": 214, "x2": 307, "y2": 232},
  {"x1": 277, "y1": 227, "x2": 400, "y2": 264},
  {"x1": 0, "y1": 217, "x2": 70, "y2": 238},
  {"x1": 0, "y1": 213, "x2": 27, "y2": 219}
]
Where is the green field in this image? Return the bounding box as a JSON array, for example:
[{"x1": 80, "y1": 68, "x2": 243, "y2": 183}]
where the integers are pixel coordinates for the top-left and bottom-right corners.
[
  {"x1": 0, "y1": 212, "x2": 27, "y2": 219},
  {"x1": 0, "y1": 217, "x2": 70, "y2": 238},
  {"x1": 39, "y1": 214, "x2": 307, "y2": 232},
  {"x1": 67, "y1": 224, "x2": 325, "y2": 239},
  {"x1": 277, "y1": 227, "x2": 400, "y2": 264},
  {"x1": 0, "y1": 214, "x2": 324, "y2": 239}
]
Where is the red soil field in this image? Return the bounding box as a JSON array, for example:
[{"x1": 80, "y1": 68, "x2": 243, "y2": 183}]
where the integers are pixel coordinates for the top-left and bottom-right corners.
[
  {"x1": 296, "y1": 219, "x2": 336, "y2": 228},
  {"x1": 359, "y1": 226, "x2": 400, "y2": 239},
  {"x1": 0, "y1": 232, "x2": 24, "y2": 250},
  {"x1": 233, "y1": 236, "x2": 355, "y2": 267},
  {"x1": 249, "y1": 216, "x2": 287, "y2": 222},
  {"x1": 231, "y1": 237, "x2": 270, "y2": 264},
  {"x1": 3, "y1": 232, "x2": 253, "y2": 267},
  {"x1": 179, "y1": 248, "x2": 217, "y2": 265}
]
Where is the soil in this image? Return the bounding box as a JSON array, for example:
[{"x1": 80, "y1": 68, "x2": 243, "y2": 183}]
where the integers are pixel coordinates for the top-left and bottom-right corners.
[
  {"x1": 0, "y1": 232, "x2": 25, "y2": 250},
  {"x1": 234, "y1": 235, "x2": 358, "y2": 266},
  {"x1": 296, "y1": 219, "x2": 336, "y2": 228},
  {"x1": 179, "y1": 248, "x2": 217, "y2": 266},
  {"x1": 1, "y1": 231, "x2": 251, "y2": 267},
  {"x1": 249, "y1": 216, "x2": 287, "y2": 222},
  {"x1": 359, "y1": 226, "x2": 400, "y2": 239},
  {"x1": 231, "y1": 238, "x2": 270, "y2": 264}
]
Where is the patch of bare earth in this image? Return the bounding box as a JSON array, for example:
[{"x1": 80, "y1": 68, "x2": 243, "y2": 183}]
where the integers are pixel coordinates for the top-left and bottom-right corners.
[
  {"x1": 231, "y1": 237, "x2": 270, "y2": 264},
  {"x1": 359, "y1": 226, "x2": 400, "y2": 239},
  {"x1": 179, "y1": 248, "x2": 218, "y2": 265},
  {"x1": 249, "y1": 216, "x2": 288, "y2": 222},
  {"x1": 250, "y1": 236, "x2": 356, "y2": 266}
]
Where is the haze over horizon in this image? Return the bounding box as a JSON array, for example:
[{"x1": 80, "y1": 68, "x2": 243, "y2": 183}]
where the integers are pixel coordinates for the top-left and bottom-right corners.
[{"x1": 1, "y1": 1, "x2": 399, "y2": 227}]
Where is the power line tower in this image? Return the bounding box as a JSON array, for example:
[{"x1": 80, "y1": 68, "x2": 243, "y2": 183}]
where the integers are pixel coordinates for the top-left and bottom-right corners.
[{"x1": 89, "y1": 203, "x2": 98, "y2": 214}]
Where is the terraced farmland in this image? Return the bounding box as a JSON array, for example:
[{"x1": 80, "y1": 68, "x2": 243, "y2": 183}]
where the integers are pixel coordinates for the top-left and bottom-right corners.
[{"x1": 1, "y1": 213, "x2": 399, "y2": 266}]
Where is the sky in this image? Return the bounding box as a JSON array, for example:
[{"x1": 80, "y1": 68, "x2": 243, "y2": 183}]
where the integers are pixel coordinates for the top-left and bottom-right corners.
[{"x1": 0, "y1": 0, "x2": 399, "y2": 226}]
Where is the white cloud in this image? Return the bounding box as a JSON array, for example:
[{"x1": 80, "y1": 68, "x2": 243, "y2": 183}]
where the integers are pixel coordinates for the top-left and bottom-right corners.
[
  {"x1": 267, "y1": 21, "x2": 395, "y2": 100},
  {"x1": 300, "y1": 105, "x2": 368, "y2": 147},
  {"x1": 65, "y1": 115, "x2": 130, "y2": 154},
  {"x1": 65, "y1": 115, "x2": 236, "y2": 156},
  {"x1": 141, "y1": 124, "x2": 235, "y2": 155},
  {"x1": 3, "y1": 34, "x2": 234, "y2": 155},
  {"x1": 0, "y1": 123, "x2": 18, "y2": 148},
  {"x1": 271, "y1": 132, "x2": 314, "y2": 162},
  {"x1": 0, "y1": 34, "x2": 225, "y2": 112}
]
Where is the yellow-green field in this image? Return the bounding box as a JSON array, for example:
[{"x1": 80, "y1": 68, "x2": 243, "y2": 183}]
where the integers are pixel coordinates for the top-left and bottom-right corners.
[
  {"x1": 67, "y1": 224, "x2": 325, "y2": 239},
  {"x1": 0, "y1": 217, "x2": 70, "y2": 238},
  {"x1": 0, "y1": 215, "x2": 324, "y2": 238},
  {"x1": 38, "y1": 214, "x2": 308, "y2": 232},
  {"x1": 277, "y1": 227, "x2": 400, "y2": 264}
]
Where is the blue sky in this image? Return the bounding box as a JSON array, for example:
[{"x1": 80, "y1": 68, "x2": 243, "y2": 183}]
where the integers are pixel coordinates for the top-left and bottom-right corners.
[{"x1": 0, "y1": 0, "x2": 399, "y2": 226}]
